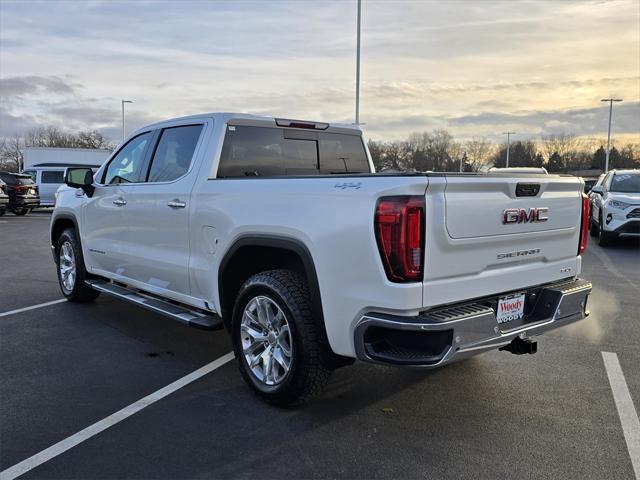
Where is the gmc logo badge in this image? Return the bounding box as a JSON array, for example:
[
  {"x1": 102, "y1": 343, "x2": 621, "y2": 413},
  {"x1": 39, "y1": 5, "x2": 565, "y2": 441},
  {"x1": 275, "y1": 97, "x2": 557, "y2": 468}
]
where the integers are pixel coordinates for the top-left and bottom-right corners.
[{"x1": 503, "y1": 207, "x2": 549, "y2": 224}]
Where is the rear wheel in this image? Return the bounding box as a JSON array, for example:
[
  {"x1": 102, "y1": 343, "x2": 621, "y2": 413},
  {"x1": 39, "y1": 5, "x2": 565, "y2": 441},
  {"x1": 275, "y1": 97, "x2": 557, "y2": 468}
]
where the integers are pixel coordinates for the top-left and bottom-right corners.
[
  {"x1": 232, "y1": 269, "x2": 331, "y2": 406},
  {"x1": 13, "y1": 208, "x2": 29, "y2": 216},
  {"x1": 56, "y1": 228, "x2": 100, "y2": 302},
  {"x1": 0, "y1": 208, "x2": 5, "y2": 217}
]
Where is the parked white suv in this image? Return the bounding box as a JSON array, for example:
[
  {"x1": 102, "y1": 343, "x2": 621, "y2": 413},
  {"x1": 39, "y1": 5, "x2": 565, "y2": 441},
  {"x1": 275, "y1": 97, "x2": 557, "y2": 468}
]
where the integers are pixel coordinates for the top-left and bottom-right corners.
[
  {"x1": 51, "y1": 113, "x2": 592, "y2": 404},
  {"x1": 589, "y1": 169, "x2": 640, "y2": 245}
]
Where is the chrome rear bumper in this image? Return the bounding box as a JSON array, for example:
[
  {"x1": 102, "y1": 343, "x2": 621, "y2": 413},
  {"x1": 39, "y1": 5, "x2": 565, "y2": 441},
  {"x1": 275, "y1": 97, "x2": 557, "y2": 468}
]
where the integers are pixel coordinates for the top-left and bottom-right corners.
[{"x1": 354, "y1": 278, "x2": 592, "y2": 367}]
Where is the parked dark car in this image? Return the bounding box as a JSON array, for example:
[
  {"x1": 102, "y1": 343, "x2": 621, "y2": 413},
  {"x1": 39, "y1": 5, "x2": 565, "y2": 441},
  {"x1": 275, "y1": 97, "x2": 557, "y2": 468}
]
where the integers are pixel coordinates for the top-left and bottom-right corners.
[
  {"x1": 0, "y1": 172, "x2": 40, "y2": 215},
  {"x1": 0, "y1": 178, "x2": 9, "y2": 216}
]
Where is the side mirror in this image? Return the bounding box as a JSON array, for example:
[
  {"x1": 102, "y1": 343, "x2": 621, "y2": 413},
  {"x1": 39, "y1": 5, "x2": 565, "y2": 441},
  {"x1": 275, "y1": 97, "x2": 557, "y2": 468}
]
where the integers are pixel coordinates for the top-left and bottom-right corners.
[
  {"x1": 590, "y1": 185, "x2": 604, "y2": 195},
  {"x1": 65, "y1": 168, "x2": 95, "y2": 197}
]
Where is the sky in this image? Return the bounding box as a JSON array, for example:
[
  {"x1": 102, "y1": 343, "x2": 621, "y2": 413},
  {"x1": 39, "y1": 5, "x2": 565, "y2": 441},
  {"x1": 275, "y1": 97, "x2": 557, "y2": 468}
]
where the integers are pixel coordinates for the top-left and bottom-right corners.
[{"x1": 0, "y1": 0, "x2": 639, "y2": 144}]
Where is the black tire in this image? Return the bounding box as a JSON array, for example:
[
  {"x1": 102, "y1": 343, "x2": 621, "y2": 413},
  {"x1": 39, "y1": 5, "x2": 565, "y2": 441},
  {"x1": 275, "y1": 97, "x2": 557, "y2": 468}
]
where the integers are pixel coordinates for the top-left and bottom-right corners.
[
  {"x1": 55, "y1": 228, "x2": 100, "y2": 302},
  {"x1": 0, "y1": 208, "x2": 5, "y2": 217},
  {"x1": 232, "y1": 269, "x2": 332, "y2": 406},
  {"x1": 13, "y1": 208, "x2": 29, "y2": 216},
  {"x1": 597, "y1": 213, "x2": 616, "y2": 247},
  {"x1": 589, "y1": 216, "x2": 598, "y2": 237}
]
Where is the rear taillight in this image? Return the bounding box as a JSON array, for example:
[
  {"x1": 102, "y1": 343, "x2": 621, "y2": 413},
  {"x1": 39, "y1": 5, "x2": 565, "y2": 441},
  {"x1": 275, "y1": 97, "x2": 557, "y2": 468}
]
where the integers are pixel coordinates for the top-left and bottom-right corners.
[
  {"x1": 578, "y1": 193, "x2": 590, "y2": 255},
  {"x1": 374, "y1": 195, "x2": 425, "y2": 282}
]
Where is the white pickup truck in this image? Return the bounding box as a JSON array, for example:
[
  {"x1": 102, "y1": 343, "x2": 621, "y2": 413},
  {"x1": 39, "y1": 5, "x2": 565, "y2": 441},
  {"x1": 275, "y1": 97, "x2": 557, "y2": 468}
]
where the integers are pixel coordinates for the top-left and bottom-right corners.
[{"x1": 51, "y1": 113, "x2": 592, "y2": 405}]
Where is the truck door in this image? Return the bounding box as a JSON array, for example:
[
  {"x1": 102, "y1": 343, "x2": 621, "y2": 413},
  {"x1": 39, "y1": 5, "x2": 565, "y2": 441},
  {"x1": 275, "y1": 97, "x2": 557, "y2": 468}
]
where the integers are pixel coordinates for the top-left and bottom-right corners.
[
  {"x1": 118, "y1": 123, "x2": 206, "y2": 299},
  {"x1": 83, "y1": 131, "x2": 154, "y2": 276}
]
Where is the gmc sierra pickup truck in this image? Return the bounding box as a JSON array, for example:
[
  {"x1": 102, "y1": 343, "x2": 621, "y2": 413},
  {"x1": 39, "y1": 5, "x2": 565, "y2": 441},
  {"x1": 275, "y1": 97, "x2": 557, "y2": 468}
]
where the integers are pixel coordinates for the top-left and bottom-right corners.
[{"x1": 51, "y1": 113, "x2": 592, "y2": 405}]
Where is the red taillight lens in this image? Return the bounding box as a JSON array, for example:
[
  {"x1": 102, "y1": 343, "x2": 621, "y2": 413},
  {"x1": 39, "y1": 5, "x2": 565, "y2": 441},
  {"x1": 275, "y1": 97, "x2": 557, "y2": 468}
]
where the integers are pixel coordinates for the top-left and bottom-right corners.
[
  {"x1": 578, "y1": 193, "x2": 590, "y2": 255},
  {"x1": 374, "y1": 195, "x2": 425, "y2": 282}
]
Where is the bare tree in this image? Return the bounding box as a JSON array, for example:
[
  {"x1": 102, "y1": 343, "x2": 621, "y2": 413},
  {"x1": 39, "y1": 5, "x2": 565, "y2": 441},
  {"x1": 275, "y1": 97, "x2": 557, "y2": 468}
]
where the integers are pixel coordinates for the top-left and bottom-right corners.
[
  {"x1": 464, "y1": 137, "x2": 494, "y2": 172},
  {"x1": 0, "y1": 127, "x2": 115, "y2": 172},
  {"x1": 0, "y1": 135, "x2": 25, "y2": 172}
]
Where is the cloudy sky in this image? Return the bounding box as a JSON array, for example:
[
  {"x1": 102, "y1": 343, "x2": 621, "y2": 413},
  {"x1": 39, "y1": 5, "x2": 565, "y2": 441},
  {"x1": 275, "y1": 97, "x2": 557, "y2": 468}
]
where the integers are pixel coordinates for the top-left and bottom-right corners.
[{"x1": 1, "y1": 0, "x2": 638, "y2": 143}]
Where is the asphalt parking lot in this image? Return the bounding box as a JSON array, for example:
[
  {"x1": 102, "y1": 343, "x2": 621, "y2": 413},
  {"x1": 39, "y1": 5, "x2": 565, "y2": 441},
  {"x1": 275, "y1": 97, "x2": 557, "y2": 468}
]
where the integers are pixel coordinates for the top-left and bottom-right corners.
[{"x1": 1, "y1": 211, "x2": 638, "y2": 480}]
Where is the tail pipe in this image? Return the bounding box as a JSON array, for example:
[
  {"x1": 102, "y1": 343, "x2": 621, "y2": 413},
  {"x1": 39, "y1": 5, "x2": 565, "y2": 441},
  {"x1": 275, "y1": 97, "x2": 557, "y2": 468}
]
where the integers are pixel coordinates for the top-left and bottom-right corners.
[{"x1": 499, "y1": 336, "x2": 537, "y2": 355}]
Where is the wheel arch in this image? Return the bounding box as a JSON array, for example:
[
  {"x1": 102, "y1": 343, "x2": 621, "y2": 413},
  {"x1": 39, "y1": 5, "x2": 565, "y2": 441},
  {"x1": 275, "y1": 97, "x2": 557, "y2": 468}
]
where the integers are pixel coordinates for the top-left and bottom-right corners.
[
  {"x1": 50, "y1": 213, "x2": 80, "y2": 253},
  {"x1": 218, "y1": 234, "x2": 353, "y2": 369}
]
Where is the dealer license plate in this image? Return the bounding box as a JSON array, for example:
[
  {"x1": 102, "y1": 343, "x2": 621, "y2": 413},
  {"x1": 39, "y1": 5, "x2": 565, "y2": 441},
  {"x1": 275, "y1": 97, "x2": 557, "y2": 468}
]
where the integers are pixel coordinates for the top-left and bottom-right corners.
[{"x1": 496, "y1": 293, "x2": 526, "y2": 325}]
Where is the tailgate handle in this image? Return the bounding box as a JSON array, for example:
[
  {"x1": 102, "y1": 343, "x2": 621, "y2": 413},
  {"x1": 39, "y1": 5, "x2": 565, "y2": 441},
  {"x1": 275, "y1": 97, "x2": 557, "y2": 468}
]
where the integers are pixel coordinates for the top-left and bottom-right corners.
[{"x1": 516, "y1": 183, "x2": 540, "y2": 197}]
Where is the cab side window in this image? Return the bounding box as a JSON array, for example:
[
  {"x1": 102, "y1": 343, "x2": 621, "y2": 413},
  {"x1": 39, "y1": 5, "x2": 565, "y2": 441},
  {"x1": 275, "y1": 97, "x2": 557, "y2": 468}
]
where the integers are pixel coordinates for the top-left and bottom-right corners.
[
  {"x1": 103, "y1": 132, "x2": 152, "y2": 184},
  {"x1": 147, "y1": 125, "x2": 203, "y2": 182}
]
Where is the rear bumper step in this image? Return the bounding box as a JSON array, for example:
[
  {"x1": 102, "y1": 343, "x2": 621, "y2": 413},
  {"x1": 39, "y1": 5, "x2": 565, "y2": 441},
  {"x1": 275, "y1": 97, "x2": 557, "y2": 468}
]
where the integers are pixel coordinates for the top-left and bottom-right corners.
[
  {"x1": 354, "y1": 277, "x2": 591, "y2": 367},
  {"x1": 86, "y1": 280, "x2": 223, "y2": 330}
]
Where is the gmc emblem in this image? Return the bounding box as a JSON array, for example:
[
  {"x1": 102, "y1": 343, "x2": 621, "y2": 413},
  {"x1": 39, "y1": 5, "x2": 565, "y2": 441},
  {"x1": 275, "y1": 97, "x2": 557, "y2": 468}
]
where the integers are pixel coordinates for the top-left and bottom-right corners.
[{"x1": 503, "y1": 207, "x2": 549, "y2": 224}]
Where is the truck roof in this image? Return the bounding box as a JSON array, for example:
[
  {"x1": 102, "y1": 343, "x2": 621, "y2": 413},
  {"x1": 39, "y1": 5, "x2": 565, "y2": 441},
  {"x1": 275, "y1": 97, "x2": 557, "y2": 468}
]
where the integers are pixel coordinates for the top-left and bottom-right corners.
[{"x1": 142, "y1": 112, "x2": 362, "y2": 135}]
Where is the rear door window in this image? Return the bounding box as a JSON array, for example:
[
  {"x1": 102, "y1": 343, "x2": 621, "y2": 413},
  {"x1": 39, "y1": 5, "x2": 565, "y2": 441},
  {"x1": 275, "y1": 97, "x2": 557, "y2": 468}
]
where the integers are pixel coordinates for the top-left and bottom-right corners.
[
  {"x1": 41, "y1": 171, "x2": 65, "y2": 183},
  {"x1": 147, "y1": 125, "x2": 203, "y2": 182}
]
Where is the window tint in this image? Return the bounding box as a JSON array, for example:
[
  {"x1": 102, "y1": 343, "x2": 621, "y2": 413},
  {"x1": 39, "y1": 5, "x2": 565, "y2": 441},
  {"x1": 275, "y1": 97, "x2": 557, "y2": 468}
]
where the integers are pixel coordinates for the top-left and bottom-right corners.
[
  {"x1": 41, "y1": 171, "x2": 64, "y2": 183},
  {"x1": 103, "y1": 132, "x2": 152, "y2": 184},
  {"x1": 219, "y1": 126, "x2": 287, "y2": 177},
  {"x1": 0, "y1": 174, "x2": 34, "y2": 185},
  {"x1": 319, "y1": 133, "x2": 369, "y2": 173},
  {"x1": 147, "y1": 125, "x2": 203, "y2": 182},
  {"x1": 22, "y1": 170, "x2": 37, "y2": 181},
  {"x1": 218, "y1": 125, "x2": 369, "y2": 178}
]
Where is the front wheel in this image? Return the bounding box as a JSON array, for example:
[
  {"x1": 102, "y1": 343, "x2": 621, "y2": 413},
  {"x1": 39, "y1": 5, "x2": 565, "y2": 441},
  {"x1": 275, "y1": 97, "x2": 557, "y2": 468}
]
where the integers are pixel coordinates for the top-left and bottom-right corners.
[
  {"x1": 232, "y1": 270, "x2": 332, "y2": 406},
  {"x1": 56, "y1": 229, "x2": 100, "y2": 302},
  {"x1": 589, "y1": 217, "x2": 598, "y2": 237},
  {"x1": 0, "y1": 208, "x2": 5, "y2": 217},
  {"x1": 598, "y1": 214, "x2": 616, "y2": 247},
  {"x1": 13, "y1": 208, "x2": 29, "y2": 216}
]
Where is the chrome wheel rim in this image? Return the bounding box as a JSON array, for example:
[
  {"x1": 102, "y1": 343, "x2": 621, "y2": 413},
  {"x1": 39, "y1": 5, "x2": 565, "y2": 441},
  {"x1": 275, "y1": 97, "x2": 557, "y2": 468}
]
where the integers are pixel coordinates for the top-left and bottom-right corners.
[
  {"x1": 241, "y1": 295, "x2": 293, "y2": 386},
  {"x1": 59, "y1": 241, "x2": 76, "y2": 293}
]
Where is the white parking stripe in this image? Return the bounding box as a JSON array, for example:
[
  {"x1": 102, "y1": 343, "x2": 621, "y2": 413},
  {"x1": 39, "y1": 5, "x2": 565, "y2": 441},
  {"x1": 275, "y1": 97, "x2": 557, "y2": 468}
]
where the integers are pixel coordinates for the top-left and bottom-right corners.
[
  {"x1": 0, "y1": 351, "x2": 235, "y2": 480},
  {"x1": 0, "y1": 299, "x2": 66, "y2": 318},
  {"x1": 602, "y1": 352, "x2": 640, "y2": 480}
]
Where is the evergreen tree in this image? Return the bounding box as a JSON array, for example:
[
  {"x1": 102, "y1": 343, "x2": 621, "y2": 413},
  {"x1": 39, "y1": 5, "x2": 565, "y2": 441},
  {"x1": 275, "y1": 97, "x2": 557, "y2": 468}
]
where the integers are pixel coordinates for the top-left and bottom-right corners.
[{"x1": 547, "y1": 152, "x2": 563, "y2": 172}]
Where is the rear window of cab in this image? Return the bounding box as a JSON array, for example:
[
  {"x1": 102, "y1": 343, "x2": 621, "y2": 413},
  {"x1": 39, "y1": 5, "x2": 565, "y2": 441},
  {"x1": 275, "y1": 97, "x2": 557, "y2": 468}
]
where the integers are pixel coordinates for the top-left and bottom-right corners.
[{"x1": 217, "y1": 125, "x2": 369, "y2": 178}]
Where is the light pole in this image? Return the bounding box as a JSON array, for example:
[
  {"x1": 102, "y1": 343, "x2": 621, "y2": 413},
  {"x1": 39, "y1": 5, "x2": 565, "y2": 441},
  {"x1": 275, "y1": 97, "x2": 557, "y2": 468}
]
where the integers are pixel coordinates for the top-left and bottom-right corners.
[
  {"x1": 121, "y1": 99, "x2": 133, "y2": 142},
  {"x1": 355, "y1": 0, "x2": 361, "y2": 125},
  {"x1": 601, "y1": 98, "x2": 622, "y2": 173},
  {"x1": 502, "y1": 131, "x2": 516, "y2": 167}
]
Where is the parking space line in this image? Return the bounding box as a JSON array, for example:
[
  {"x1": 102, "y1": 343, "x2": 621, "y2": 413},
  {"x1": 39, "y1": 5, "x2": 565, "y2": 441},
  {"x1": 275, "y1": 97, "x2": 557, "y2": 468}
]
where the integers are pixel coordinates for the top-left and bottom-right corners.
[
  {"x1": 0, "y1": 351, "x2": 235, "y2": 480},
  {"x1": 602, "y1": 352, "x2": 640, "y2": 480},
  {"x1": 0, "y1": 299, "x2": 66, "y2": 318}
]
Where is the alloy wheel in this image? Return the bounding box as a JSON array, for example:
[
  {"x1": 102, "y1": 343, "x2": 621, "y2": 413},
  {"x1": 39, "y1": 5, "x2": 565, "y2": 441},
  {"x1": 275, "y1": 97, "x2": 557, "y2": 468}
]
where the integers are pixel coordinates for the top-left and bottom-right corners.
[
  {"x1": 240, "y1": 295, "x2": 293, "y2": 386},
  {"x1": 59, "y1": 241, "x2": 76, "y2": 293}
]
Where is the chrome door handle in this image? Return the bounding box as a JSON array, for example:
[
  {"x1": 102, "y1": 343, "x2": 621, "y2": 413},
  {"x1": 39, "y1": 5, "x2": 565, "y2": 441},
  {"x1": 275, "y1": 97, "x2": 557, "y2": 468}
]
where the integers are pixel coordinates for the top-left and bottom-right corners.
[
  {"x1": 113, "y1": 198, "x2": 127, "y2": 206},
  {"x1": 167, "y1": 200, "x2": 186, "y2": 209}
]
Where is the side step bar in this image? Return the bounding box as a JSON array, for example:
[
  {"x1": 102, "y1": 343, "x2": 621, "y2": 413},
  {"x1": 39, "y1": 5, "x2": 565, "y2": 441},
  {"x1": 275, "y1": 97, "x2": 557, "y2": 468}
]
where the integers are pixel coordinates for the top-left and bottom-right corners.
[{"x1": 86, "y1": 280, "x2": 224, "y2": 331}]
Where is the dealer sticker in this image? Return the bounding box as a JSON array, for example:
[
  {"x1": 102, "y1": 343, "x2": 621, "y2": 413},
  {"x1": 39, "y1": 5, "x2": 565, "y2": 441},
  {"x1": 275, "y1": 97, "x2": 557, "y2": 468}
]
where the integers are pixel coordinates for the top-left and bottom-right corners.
[{"x1": 496, "y1": 293, "x2": 526, "y2": 324}]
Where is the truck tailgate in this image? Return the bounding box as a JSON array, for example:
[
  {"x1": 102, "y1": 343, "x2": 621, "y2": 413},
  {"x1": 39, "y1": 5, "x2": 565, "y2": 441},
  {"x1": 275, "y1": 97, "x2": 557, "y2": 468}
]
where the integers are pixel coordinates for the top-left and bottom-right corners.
[{"x1": 422, "y1": 175, "x2": 583, "y2": 308}]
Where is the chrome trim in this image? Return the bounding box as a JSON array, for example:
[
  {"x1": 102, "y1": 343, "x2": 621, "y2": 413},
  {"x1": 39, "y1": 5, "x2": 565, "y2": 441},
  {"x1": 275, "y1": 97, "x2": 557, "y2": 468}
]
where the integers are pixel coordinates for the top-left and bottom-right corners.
[
  {"x1": 354, "y1": 278, "x2": 592, "y2": 367},
  {"x1": 85, "y1": 280, "x2": 223, "y2": 330}
]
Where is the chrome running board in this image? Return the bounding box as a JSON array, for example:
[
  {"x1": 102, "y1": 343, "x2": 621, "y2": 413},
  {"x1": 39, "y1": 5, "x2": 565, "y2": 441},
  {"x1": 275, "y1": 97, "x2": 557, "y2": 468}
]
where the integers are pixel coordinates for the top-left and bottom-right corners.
[{"x1": 86, "y1": 280, "x2": 224, "y2": 330}]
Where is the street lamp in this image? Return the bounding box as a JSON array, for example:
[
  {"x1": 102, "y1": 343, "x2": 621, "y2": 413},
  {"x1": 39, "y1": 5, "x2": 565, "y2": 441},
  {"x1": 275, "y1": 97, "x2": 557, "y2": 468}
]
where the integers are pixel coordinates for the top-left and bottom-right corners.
[
  {"x1": 121, "y1": 99, "x2": 134, "y2": 142},
  {"x1": 355, "y1": 0, "x2": 361, "y2": 125},
  {"x1": 502, "y1": 132, "x2": 516, "y2": 167},
  {"x1": 600, "y1": 98, "x2": 623, "y2": 173}
]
